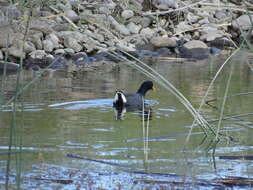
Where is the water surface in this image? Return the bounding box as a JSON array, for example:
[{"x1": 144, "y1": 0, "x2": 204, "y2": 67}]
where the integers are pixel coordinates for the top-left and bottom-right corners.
[{"x1": 1, "y1": 52, "x2": 253, "y2": 189}]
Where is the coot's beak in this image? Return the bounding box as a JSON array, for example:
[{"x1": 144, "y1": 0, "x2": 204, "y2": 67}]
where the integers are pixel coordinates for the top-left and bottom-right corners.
[{"x1": 152, "y1": 86, "x2": 156, "y2": 91}]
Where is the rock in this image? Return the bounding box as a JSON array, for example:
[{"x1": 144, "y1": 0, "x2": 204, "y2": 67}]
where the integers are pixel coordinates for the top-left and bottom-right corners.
[
  {"x1": 121, "y1": 10, "x2": 134, "y2": 19},
  {"x1": 94, "y1": 51, "x2": 119, "y2": 62},
  {"x1": 200, "y1": 30, "x2": 225, "y2": 42},
  {"x1": 150, "y1": 36, "x2": 177, "y2": 48},
  {"x1": 179, "y1": 40, "x2": 209, "y2": 60},
  {"x1": 43, "y1": 39, "x2": 54, "y2": 52},
  {"x1": 46, "y1": 54, "x2": 54, "y2": 60},
  {"x1": 8, "y1": 46, "x2": 26, "y2": 59},
  {"x1": 214, "y1": 10, "x2": 227, "y2": 20},
  {"x1": 175, "y1": 22, "x2": 194, "y2": 34},
  {"x1": 192, "y1": 31, "x2": 200, "y2": 39},
  {"x1": 29, "y1": 65, "x2": 41, "y2": 71},
  {"x1": 0, "y1": 27, "x2": 14, "y2": 48},
  {"x1": 117, "y1": 42, "x2": 136, "y2": 52},
  {"x1": 153, "y1": 0, "x2": 178, "y2": 9},
  {"x1": 140, "y1": 17, "x2": 152, "y2": 28},
  {"x1": 64, "y1": 48, "x2": 75, "y2": 54},
  {"x1": 24, "y1": 41, "x2": 36, "y2": 53},
  {"x1": 30, "y1": 19, "x2": 56, "y2": 35},
  {"x1": 54, "y1": 49, "x2": 65, "y2": 55},
  {"x1": 198, "y1": 17, "x2": 209, "y2": 25},
  {"x1": 46, "y1": 33, "x2": 60, "y2": 49},
  {"x1": 57, "y1": 31, "x2": 84, "y2": 41},
  {"x1": 98, "y1": 7, "x2": 111, "y2": 14},
  {"x1": 72, "y1": 52, "x2": 87, "y2": 61},
  {"x1": 232, "y1": 14, "x2": 253, "y2": 31},
  {"x1": 29, "y1": 50, "x2": 47, "y2": 59},
  {"x1": 65, "y1": 9, "x2": 80, "y2": 22},
  {"x1": 210, "y1": 47, "x2": 221, "y2": 55},
  {"x1": 0, "y1": 6, "x2": 21, "y2": 25},
  {"x1": 69, "y1": 0, "x2": 80, "y2": 7},
  {"x1": 106, "y1": 0, "x2": 117, "y2": 9},
  {"x1": 64, "y1": 37, "x2": 82, "y2": 52},
  {"x1": 208, "y1": 37, "x2": 235, "y2": 48},
  {"x1": 126, "y1": 22, "x2": 141, "y2": 34},
  {"x1": 187, "y1": 12, "x2": 200, "y2": 23},
  {"x1": 108, "y1": 15, "x2": 130, "y2": 36},
  {"x1": 140, "y1": 28, "x2": 155, "y2": 39},
  {"x1": 0, "y1": 50, "x2": 3, "y2": 59},
  {"x1": 0, "y1": 61, "x2": 19, "y2": 72},
  {"x1": 156, "y1": 47, "x2": 172, "y2": 56},
  {"x1": 29, "y1": 32, "x2": 43, "y2": 49},
  {"x1": 49, "y1": 56, "x2": 68, "y2": 69}
]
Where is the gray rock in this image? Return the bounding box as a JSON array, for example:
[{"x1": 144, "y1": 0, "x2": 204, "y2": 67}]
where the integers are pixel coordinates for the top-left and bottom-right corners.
[
  {"x1": 30, "y1": 19, "x2": 56, "y2": 34},
  {"x1": 65, "y1": 9, "x2": 80, "y2": 22},
  {"x1": 8, "y1": 46, "x2": 26, "y2": 59},
  {"x1": 0, "y1": 61, "x2": 19, "y2": 72},
  {"x1": 126, "y1": 22, "x2": 141, "y2": 34},
  {"x1": 54, "y1": 49, "x2": 65, "y2": 55},
  {"x1": 183, "y1": 40, "x2": 208, "y2": 49},
  {"x1": 0, "y1": 27, "x2": 14, "y2": 48},
  {"x1": 197, "y1": 10, "x2": 209, "y2": 18},
  {"x1": 232, "y1": 14, "x2": 253, "y2": 31},
  {"x1": 108, "y1": 15, "x2": 130, "y2": 35},
  {"x1": 0, "y1": 50, "x2": 3, "y2": 59},
  {"x1": 116, "y1": 42, "x2": 136, "y2": 52},
  {"x1": 98, "y1": 7, "x2": 111, "y2": 14},
  {"x1": 214, "y1": 10, "x2": 227, "y2": 20},
  {"x1": 208, "y1": 37, "x2": 235, "y2": 48},
  {"x1": 69, "y1": 0, "x2": 80, "y2": 6},
  {"x1": 24, "y1": 41, "x2": 36, "y2": 53},
  {"x1": 46, "y1": 54, "x2": 54, "y2": 60},
  {"x1": 0, "y1": 6, "x2": 21, "y2": 25},
  {"x1": 200, "y1": 30, "x2": 225, "y2": 42},
  {"x1": 179, "y1": 40, "x2": 209, "y2": 60},
  {"x1": 57, "y1": 31, "x2": 84, "y2": 41},
  {"x1": 140, "y1": 28, "x2": 155, "y2": 39},
  {"x1": 29, "y1": 32, "x2": 43, "y2": 49},
  {"x1": 121, "y1": 10, "x2": 134, "y2": 19},
  {"x1": 64, "y1": 48, "x2": 75, "y2": 54},
  {"x1": 187, "y1": 12, "x2": 200, "y2": 23},
  {"x1": 46, "y1": 33, "x2": 60, "y2": 49},
  {"x1": 140, "y1": 17, "x2": 152, "y2": 28},
  {"x1": 43, "y1": 39, "x2": 54, "y2": 52},
  {"x1": 106, "y1": 0, "x2": 117, "y2": 9},
  {"x1": 198, "y1": 17, "x2": 209, "y2": 25},
  {"x1": 175, "y1": 22, "x2": 194, "y2": 34},
  {"x1": 153, "y1": 0, "x2": 178, "y2": 9},
  {"x1": 150, "y1": 36, "x2": 177, "y2": 48},
  {"x1": 64, "y1": 37, "x2": 82, "y2": 52},
  {"x1": 29, "y1": 50, "x2": 47, "y2": 59}
]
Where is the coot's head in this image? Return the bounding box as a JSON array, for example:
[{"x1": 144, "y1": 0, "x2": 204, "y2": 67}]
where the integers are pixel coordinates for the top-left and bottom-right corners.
[{"x1": 137, "y1": 81, "x2": 155, "y2": 96}]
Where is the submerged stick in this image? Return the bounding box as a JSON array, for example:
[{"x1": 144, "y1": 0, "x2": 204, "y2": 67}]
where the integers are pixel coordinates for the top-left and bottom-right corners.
[
  {"x1": 66, "y1": 154, "x2": 134, "y2": 169},
  {"x1": 219, "y1": 155, "x2": 253, "y2": 160}
]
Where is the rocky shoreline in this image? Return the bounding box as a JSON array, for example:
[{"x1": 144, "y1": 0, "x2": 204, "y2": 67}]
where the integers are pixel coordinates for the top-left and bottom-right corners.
[{"x1": 0, "y1": 0, "x2": 252, "y2": 72}]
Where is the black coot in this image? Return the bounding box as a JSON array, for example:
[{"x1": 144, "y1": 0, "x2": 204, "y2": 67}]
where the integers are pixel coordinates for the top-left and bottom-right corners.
[{"x1": 113, "y1": 81, "x2": 155, "y2": 109}]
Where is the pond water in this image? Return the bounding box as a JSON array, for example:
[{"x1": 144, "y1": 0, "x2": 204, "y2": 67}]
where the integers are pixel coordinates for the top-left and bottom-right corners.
[{"x1": 0, "y1": 52, "x2": 253, "y2": 189}]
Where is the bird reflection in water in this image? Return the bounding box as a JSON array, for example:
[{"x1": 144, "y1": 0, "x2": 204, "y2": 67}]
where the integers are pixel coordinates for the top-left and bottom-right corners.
[{"x1": 113, "y1": 100, "x2": 153, "y2": 121}]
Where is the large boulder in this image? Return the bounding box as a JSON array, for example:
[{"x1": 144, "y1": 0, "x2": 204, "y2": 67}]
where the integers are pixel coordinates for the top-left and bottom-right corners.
[
  {"x1": 150, "y1": 36, "x2": 177, "y2": 48},
  {"x1": 179, "y1": 40, "x2": 209, "y2": 60}
]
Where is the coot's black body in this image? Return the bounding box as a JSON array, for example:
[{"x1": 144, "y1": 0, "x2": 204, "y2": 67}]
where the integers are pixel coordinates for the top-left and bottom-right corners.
[{"x1": 113, "y1": 81, "x2": 154, "y2": 109}]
